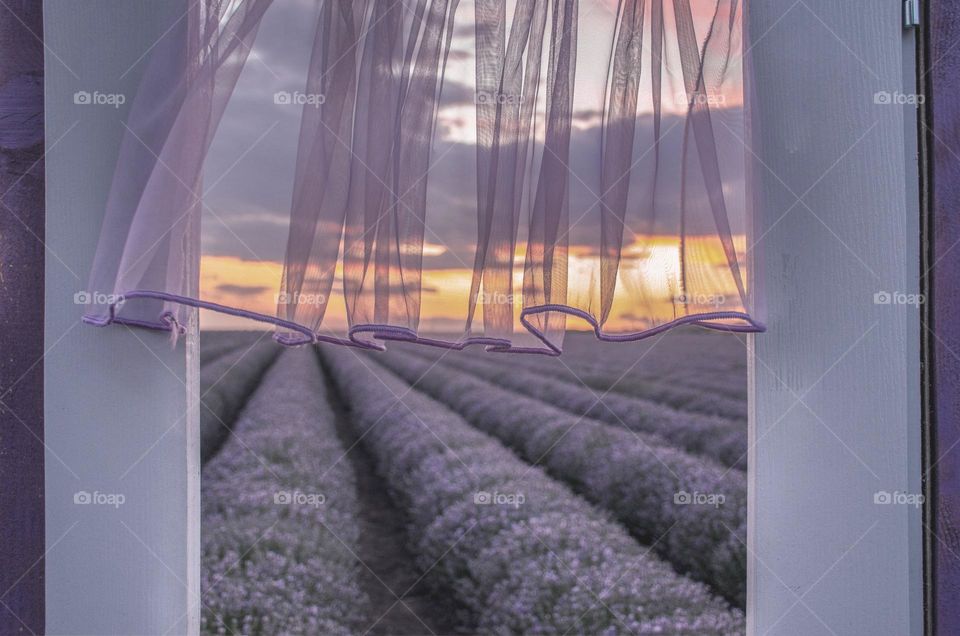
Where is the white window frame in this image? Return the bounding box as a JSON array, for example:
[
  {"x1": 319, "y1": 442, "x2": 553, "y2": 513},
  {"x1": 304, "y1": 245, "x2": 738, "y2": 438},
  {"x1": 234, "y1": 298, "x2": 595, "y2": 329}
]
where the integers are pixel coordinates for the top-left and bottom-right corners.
[
  {"x1": 44, "y1": 2, "x2": 200, "y2": 634},
  {"x1": 747, "y1": 2, "x2": 922, "y2": 635}
]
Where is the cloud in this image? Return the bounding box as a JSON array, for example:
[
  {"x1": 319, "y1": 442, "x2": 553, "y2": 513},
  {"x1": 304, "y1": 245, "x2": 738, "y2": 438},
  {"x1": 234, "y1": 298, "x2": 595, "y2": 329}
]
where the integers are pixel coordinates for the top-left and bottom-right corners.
[{"x1": 215, "y1": 283, "x2": 271, "y2": 297}]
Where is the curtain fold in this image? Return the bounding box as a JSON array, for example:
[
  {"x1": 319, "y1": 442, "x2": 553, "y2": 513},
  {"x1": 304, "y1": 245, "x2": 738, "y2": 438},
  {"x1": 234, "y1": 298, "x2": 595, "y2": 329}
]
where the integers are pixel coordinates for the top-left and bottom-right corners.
[{"x1": 82, "y1": 0, "x2": 764, "y2": 355}]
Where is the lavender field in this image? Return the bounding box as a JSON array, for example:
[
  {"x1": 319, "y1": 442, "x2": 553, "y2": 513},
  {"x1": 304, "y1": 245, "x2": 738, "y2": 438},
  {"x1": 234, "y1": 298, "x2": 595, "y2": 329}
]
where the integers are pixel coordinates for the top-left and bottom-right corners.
[{"x1": 199, "y1": 330, "x2": 748, "y2": 635}]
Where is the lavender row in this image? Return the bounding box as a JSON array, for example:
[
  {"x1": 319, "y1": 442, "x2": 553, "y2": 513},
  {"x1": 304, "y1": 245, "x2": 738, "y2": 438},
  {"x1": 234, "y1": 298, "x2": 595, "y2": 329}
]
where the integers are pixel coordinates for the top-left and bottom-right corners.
[
  {"x1": 376, "y1": 351, "x2": 748, "y2": 607},
  {"x1": 550, "y1": 331, "x2": 748, "y2": 402},
  {"x1": 572, "y1": 363, "x2": 747, "y2": 419},
  {"x1": 462, "y1": 345, "x2": 748, "y2": 420},
  {"x1": 202, "y1": 349, "x2": 370, "y2": 635},
  {"x1": 199, "y1": 330, "x2": 266, "y2": 368},
  {"x1": 407, "y1": 346, "x2": 747, "y2": 471},
  {"x1": 199, "y1": 337, "x2": 280, "y2": 463},
  {"x1": 584, "y1": 338, "x2": 749, "y2": 401},
  {"x1": 321, "y1": 348, "x2": 745, "y2": 634},
  {"x1": 627, "y1": 366, "x2": 747, "y2": 405}
]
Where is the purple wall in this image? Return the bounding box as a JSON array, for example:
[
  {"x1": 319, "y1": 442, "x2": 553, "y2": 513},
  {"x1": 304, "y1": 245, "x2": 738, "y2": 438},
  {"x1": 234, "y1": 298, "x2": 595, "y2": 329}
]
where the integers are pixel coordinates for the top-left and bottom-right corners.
[
  {"x1": 929, "y1": 0, "x2": 960, "y2": 633},
  {"x1": 0, "y1": 2, "x2": 45, "y2": 633}
]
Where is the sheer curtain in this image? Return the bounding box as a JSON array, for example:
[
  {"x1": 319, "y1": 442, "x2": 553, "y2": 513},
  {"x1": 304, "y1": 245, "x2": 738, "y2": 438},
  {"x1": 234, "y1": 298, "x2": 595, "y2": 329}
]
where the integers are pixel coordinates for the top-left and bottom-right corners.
[{"x1": 82, "y1": 0, "x2": 763, "y2": 355}]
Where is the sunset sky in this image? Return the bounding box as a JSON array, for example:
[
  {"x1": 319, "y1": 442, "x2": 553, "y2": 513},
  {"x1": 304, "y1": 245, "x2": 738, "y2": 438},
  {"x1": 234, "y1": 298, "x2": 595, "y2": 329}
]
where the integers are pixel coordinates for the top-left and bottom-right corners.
[{"x1": 200, "y1": 0, "x2": 747, "y2": 334}]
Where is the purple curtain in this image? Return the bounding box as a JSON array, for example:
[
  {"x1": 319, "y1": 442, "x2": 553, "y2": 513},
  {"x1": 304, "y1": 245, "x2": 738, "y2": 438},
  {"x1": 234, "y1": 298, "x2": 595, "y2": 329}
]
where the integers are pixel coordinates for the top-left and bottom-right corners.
[{"x1": 82, "y1": 0, "x2": 764, "y2": 355}]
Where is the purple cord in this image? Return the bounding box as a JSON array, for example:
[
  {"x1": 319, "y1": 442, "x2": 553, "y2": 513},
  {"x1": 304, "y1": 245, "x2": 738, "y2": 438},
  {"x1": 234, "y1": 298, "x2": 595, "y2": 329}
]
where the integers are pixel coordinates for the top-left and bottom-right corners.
[{"x1": 82, "y1": 289, "x2": 766, "y2": 356}]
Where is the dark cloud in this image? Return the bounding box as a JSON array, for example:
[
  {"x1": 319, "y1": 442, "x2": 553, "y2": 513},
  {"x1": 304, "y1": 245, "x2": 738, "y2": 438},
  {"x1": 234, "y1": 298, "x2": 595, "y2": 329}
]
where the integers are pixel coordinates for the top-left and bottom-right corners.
[
  {"x1": 215, "y1": 283, "x2": 271, "y2": 296},
  {"x1": 573, "y1": 109, "x2": 603, "y2": 122}
]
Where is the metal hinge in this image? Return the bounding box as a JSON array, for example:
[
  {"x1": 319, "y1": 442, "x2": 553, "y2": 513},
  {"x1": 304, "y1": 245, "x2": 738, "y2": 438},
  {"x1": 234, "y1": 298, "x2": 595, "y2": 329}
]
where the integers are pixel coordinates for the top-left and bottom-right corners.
[{"x1": 904, "y1": 0, "x2": 921, "y2": 28}]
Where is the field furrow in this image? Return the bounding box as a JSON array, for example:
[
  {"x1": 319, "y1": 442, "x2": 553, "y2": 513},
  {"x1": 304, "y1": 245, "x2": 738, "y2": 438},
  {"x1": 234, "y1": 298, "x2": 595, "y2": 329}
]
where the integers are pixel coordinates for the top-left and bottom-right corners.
[
  {"x1": 199, "y1": 331, "x2": 266, "y2": 368},
  {"x1": 405, "y1": 345, "x2": 747, "y2": 470},
  {"x1": 200, "y1": 337, "x2": 280, "y2": 463},
  {"x1": 202, "y1": 349, "x2": 371, "y2": 635},
  {"x1": 375, "y1": 350, "x2": 748, "y2": 607},
  {"x1": 321, "y1": 347, "x2": 744, "y2": 634},
  {"x1": 435, "y1": 345, "x2": 748, "y2": 420}
]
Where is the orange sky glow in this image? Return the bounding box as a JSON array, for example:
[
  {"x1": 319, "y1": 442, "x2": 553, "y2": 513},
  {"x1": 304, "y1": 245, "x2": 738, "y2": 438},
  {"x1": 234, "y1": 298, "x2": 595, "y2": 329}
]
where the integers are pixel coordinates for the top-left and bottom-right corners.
[{"x1": 200, "y1": 234, "x2": 749, "y2": 334}]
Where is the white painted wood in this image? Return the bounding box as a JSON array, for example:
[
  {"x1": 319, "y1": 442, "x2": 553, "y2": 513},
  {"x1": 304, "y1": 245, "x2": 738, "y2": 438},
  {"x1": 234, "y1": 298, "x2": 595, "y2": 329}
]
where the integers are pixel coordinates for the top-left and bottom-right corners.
[
  {"x1": 43, "y1": 2, "x2": 200, "y2": 634},
  {"x1": 748, "y1": 3, "x2": 922, "y2": 635},
  {"x1": 186, "y1": 312, "x2": 201, "y2": 636}
]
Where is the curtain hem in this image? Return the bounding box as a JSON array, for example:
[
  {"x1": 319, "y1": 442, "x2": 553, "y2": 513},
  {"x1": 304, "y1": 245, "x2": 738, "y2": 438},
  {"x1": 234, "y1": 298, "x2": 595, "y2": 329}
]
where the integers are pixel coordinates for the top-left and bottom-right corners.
[{"x1": 82, "y1": 289, "x2": 766, "y2": 356}]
